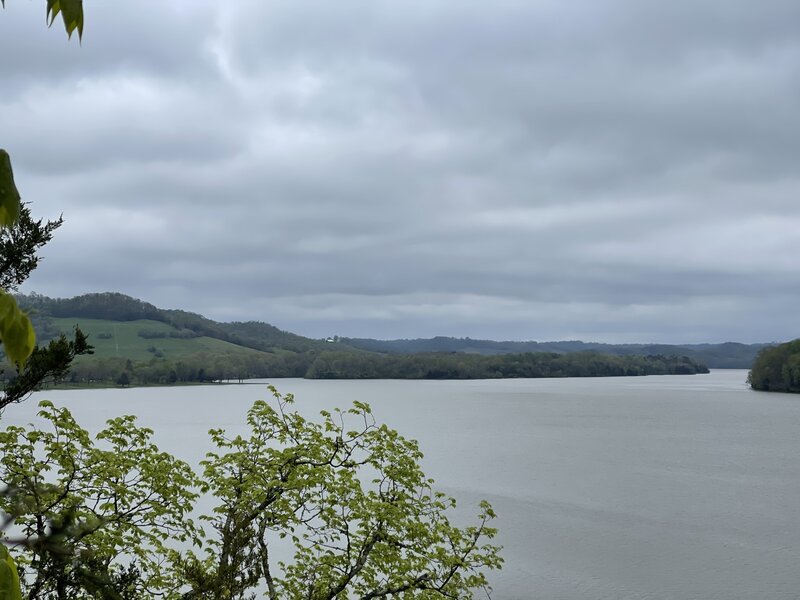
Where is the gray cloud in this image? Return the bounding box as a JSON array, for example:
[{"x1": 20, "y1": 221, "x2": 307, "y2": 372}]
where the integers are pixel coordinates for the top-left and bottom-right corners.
[{"x1": 2, "y1": 0, "x2": 799, "y2": 343}]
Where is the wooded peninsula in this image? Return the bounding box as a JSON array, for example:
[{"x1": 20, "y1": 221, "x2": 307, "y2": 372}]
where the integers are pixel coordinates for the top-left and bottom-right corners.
[{"x1": 748, "y1": 339, "x2": 800, "y2": 393}]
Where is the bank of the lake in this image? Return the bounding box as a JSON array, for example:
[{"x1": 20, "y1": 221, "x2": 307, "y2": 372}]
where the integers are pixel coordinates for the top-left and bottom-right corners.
[{"x1": 7, "y1": 370, "x2": 800, "y2": 599}]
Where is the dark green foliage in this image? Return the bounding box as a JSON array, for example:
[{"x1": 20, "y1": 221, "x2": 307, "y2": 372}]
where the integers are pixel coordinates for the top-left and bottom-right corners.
[
  {"x1": 156, "y1": 311, "x2": 329, "y2": 353},
  {"x1": 218, "y1": 320, "x2": 322, "y2": 353},
  {"x1": 137, "y1": 329, "x2": 167, "y2": 339},
  {"x1": 50, "y1": 349, "x2": 705, "y2": 385},
  {"x1": 24, "y1": 309, "x2": 63, "y2": 343},
  {"x1": 64, "y1": 350, "x2": 310, "y2": 385},
  {"x1": 748, "y1": 339, "x2": 800, "y2": 393},
  {"x1": 342, "y1": 337, "x2": 768, "y2": 369},
  {"x1": 169, "y1": 329, "x2": 199, "y2": 339},
  {"x1": 159, "y1": 308, "x2": 234, "y2": 340},
  {"x1": 16, "y1": 293, "x2": 709, "y2": 385},
  {"x1": 1, "y1": 328, "x2": 93, "y2": 409},
  {"x1": 17, "y1": 293, "x2": 330, "y2": 353},
  {"x1": 0, "y1": 202, "x2": 91, "y2": 409},
  {"x1": 22, "y1": 292, "x2": 164, "y2": 322},
  {"x1": 0, "y1": 206, "x2": 62, "y2": 292},
  {"x1": 305, "y1": 351, "x2": 708, "y2": 380}
]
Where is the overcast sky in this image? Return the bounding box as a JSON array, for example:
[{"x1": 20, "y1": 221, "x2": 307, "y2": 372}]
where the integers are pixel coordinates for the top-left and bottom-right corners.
[{"x1": 1, "y1": 0, "x2": 798, "y2": 343}]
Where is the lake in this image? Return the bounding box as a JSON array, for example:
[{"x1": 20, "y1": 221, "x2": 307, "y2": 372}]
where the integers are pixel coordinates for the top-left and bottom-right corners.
[{"x1": 5, "y1": 370, "x2": 800, "y2": 599}]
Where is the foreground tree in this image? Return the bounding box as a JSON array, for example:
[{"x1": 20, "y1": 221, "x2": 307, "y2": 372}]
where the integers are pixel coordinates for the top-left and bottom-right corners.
[
  {"x1": 0, "y1": 151, "x2": 36, "y2": 374},
  {"x1": 0, "y1": 401, "x2": 200, "y2": 598},
  {"x1": 0, "y1": 154, "x2": 93, "y2": 413},
  {"x1": 0, "y1": 0, "x2": 88, "y2": 402},
  {"x1": 0, "y1": 205, "x2": 62, "y2": 293},
  {"x1": 1, "y1": 4, "x2": 88, "y2": 593},
  {"x1": 0, "y1": 197, "x2": 92, "y2": 409},
  {"x1": 182, "y1": 387, "x2": 501, "y2": 599},
  {"x1": 2, "y1": 6, "x2": 501, "y2": 597},
  {"x1": 1, "y1": 389, "x2": 502, "y2": 598}
]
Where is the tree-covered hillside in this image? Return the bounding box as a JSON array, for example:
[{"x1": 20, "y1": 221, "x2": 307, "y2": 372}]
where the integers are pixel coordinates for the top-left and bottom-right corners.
[
  {"x1": 11, "y1": 292, "x2": 336, "y2": 384},
  {"x1": 748, "y1": 339, "x2": 800, "y2": 393},
  {"x1": 305, "y1": 351, "x2": 708, "y2": 379},
  {"x1": 341, "y1": 336, "x2": 768, "y2": 369},
  {"x1": 9, "y1": 292, "x2": 710, "y2": 386},
  {"x1": 20, "y1": 292, "x2": 328, "y2": 353}
]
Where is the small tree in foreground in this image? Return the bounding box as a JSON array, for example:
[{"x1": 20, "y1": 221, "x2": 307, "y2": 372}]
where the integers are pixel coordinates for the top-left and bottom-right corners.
[
  {"x1": 0, "y1": 401, "x2": 201, "y2": 598},
  {"x1": 1, "y1": 388, "x2": 502, "y2": 599}
]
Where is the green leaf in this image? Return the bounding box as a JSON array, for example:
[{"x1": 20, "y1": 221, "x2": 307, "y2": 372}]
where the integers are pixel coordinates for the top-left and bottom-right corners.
[
  {"x1": 0, "y1": 291, "x2": 36, "y2": 369},
  {"x1": 0, "y1": 546, "x2": 23, "y2": 600},
  {"x1": 0, "y1": 150, "x2": 21, "y2": 228},
  {"x1": 46, "y1": 0, "x2": 83, "y2": 41}
]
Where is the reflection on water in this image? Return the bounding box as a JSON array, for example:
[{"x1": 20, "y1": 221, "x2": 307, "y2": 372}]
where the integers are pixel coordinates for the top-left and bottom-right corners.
[{"x1": 7, "y1": 370, "x2": 800, "y2": 600}]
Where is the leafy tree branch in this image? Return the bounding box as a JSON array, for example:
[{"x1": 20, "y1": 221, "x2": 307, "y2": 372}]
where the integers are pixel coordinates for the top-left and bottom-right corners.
[{"x1": 2, "y1": 390, "x2": 502, "y2": 599}]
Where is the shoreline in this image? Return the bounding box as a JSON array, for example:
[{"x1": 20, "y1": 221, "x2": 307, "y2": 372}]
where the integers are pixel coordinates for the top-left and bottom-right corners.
[{"x1": 23, "y1": 369, "x2": 726, "y2": 392}]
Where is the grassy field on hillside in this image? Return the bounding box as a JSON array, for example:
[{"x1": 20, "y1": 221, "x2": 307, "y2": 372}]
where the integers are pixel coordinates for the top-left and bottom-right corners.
[{"x1": 51, "y1": 318, "x2": 271, "y2": 361}]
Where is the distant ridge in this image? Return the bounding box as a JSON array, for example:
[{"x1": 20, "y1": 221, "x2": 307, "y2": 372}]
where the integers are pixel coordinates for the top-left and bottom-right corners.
[
  {"x1": 340, "y1": 337, "x2": 769, "y2": 369},
  {"x1": 7, "y1": 292, "x2": 720, "y2": 385}
]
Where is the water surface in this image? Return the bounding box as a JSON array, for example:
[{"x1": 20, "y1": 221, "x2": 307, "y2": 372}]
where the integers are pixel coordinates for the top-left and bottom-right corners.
[{"x1": 7, "y1": 370, "x2": 800, "y2": 599}]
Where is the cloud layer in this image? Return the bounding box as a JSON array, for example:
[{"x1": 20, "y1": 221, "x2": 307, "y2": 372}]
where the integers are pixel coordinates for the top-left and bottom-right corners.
[{"x1": 2, "y1": 0, "x2": 799, "y2": 342}]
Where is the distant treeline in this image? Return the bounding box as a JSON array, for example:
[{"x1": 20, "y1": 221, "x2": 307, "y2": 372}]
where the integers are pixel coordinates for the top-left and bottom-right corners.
[
  {"x1": 8, "y1": 292, "x2": 710, "y2": 387},
  {"x1": 748, "y1": 339, "x2": 800, "y2": 393},
  {"x1": 341, "y1": 336, "x2": 769, "y2": 369},
  {"x1": 60, "y1": 352, "x2": 310, "y2": 386},
  {"x1": 39, "y1": 350, "x2": 708, "y2": 388},
  {"x1": 303, "y1": 351, "x2": 708, "y2": 379}
]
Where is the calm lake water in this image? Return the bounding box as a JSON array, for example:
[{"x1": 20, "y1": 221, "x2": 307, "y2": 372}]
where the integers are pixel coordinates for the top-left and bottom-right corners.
[{"x1": 6, "y1": 370, "x2": 800, "y2": 599}]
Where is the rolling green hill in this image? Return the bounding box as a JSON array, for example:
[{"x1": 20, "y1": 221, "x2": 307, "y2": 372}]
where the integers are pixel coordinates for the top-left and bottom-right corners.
[
  {"x1": 49, "y1": 318, "x2": 270, "y2": 362},
  {"x1": 15, "y1": 293, "x2": 329, "y2": 384},
  {"x1": 8, "y1": 292, "x2": 710, "y2": 386}
]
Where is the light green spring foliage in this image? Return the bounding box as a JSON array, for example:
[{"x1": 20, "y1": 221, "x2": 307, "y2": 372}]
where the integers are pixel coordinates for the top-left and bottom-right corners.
[
  {"x1": 0, "y1": 0, "x2": 84, "y2": 367},
  {"x1": 0, "y1": 151, "x2": 36, "y2": 370},
  {"x1": 1, "y1": 5, "x2": 501, "y2": 595},
  {"x1": 1, "y1": 391, "x2": 502, "y2": 599},
  {"x1": 0, "y1": 151, "x2": 21, "y2": 229},
  {"x1": 0, "y1": 0, "x2": 83, "y2": 361},
  {"x1": 0, "y1": 0, "x2": 83, "y2": 41},
  {"x1": 0, "y1": 401, "x2": 201, "y2": 597},
  {"x1": 45, "y1": 0, "x2": 84, "y2": 40},
  {"x1": 0, "y1": 546, "x2": 22, "y2": 600},
  {"x1": 0, "y1": 4, "x2": 83, "y2": 595},
  {"x1": 185, "y1": 386, "x2": 502, "y2": 599},
  {"x1": 0, "y1": 292, "x2": 35, "y2": 371}
]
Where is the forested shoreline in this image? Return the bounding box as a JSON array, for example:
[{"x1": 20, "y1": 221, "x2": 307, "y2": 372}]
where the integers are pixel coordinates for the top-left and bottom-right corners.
[
  {"x1": 342, "y1": 336, "x2": 767, "y2": 369},
  {"x1": 303, "y1": 350, "x2": 708, "y2": 379},
  {"x1": 3, "y1": 292, "x2": 710, "y2": 388},
  {"x1": 748, "y1": 339, "x2": 800, "y2": 393},
  {"x1": 14, "y1": 349, "x2": 709, "y2": 388}
]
